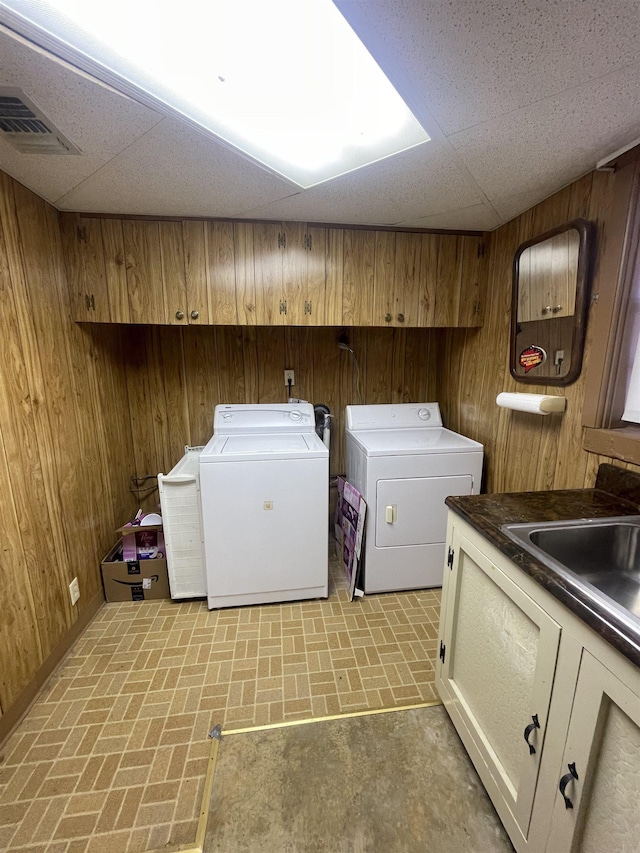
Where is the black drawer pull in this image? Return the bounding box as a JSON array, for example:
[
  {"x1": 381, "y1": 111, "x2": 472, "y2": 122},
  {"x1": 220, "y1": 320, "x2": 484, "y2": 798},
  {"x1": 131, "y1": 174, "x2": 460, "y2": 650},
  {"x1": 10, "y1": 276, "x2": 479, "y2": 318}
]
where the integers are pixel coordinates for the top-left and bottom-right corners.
[
  {"x1": 559, "y1": 762, "x2": 579, "y2": 809},
  {"x1": 524, "y1": 714, "x2": 540, "y2": 755}
]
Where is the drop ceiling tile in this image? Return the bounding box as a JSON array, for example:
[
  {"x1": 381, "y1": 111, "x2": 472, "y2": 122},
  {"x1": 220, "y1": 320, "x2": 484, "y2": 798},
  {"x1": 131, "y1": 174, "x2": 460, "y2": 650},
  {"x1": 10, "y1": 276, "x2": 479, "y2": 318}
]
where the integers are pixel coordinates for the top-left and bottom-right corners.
[
  {"x1": 337, "y1": 0, "x2": 640, "y2": 135},
  {"x1": 56, "y1": 118, "x2": 296, "y2": 216},
  {"x1": 237, "y1": 142, "x2": 482, "y2": 226},
  {"x1": 0, "y1": 29, "x2": 163, "y2": 202},
  {"x1": 398, "y1": 203, "x2": 501, "y2": 232},
  {"x1": 448, "y1": 62, "x2": 640, "y2": 210}
]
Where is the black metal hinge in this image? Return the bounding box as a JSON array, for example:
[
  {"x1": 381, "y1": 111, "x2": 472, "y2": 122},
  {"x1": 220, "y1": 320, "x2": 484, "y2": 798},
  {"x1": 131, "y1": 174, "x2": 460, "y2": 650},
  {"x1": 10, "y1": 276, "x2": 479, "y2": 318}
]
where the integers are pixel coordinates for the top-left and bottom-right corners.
[
  {"x1": 439, "y1": 641, "x2": 446, "y2": 664},
  {"x1": 447, "y1": 546, "x2": 454, "y2": 570}
]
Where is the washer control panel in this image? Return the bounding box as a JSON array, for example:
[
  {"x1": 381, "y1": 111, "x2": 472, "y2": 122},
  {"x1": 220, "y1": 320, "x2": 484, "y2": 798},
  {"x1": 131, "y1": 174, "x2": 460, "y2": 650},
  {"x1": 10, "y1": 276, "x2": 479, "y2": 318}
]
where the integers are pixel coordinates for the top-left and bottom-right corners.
[{"x1": 214, "y1": 403, "x2": 315, "y2": 434}]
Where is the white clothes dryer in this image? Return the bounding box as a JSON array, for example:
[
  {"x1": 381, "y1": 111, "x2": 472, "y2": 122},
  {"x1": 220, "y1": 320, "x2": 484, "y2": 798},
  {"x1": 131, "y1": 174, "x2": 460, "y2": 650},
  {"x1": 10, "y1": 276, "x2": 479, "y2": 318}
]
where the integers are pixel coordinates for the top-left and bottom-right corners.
[
  {"x1": 345, "y1": 403, "x2": 483, "y2": 593},
  {"x1": 200, "y1": 403, "x2": 329, "y2": 609}
]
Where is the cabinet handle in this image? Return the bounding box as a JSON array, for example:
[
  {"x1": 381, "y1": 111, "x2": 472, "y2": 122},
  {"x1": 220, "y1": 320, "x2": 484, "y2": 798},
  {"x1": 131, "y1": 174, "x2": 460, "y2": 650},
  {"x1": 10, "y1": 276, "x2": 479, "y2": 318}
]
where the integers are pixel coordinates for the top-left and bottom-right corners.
[
  {"x1": 523, "y1": 714, "x2": 540, "y2": 754},
  {"x1": 558, "y1": 762, "x2": 579, "y2": 809},
  {"x1": 190, "y1": 310, "x2": 199, "y2": 320},
  {"x1": 551, "y1": 304, "x2": 563, "y2": 314},
  {"x1": 397, "y1": 313, "x2": 405, "y2": 323},
  {"x1": 175, "y1": 310, "x2": 185, "y2": 320},
  {"x1": 385, "y1": 313, "x2": 392, "y2": 322},
  {"x1": 541, "y1": 306, "x2": 552, "y2": 315},
  {"x1": 385, "y1": 505, "x2": 397, "y2": 524}
]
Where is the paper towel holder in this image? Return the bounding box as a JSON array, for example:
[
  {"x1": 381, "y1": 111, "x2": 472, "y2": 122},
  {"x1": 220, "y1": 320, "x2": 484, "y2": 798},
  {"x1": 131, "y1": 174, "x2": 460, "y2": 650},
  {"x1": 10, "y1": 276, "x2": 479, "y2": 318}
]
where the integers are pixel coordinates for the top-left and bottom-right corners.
[
  {"x1": 510, "y1": 219, "x2": 594, "y2": 387},
  {"x1": 496, "y1": 392, "x2": 567, "y2": 415}
]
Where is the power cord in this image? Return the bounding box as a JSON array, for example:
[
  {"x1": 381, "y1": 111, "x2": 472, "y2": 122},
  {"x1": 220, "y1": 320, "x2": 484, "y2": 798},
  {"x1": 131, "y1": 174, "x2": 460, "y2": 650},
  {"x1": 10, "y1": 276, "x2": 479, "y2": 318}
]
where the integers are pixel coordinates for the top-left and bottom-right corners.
[{"x1": 338, "y1": 342, "x2": 363, "y2": 403}]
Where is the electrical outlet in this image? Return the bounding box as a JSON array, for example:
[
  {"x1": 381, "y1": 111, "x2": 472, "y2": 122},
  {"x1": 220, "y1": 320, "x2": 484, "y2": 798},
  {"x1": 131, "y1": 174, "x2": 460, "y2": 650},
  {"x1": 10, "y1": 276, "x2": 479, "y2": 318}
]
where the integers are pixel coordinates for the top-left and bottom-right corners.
[
  {"x1": 554, "y1": 350, "x2": 565, "y2": 365},
  {"x1": 284, "y1": 369, "x2": 295, "y2": 387},
  {"x1": 69, "y1": 577, "x2": 80, "y2": 606}
]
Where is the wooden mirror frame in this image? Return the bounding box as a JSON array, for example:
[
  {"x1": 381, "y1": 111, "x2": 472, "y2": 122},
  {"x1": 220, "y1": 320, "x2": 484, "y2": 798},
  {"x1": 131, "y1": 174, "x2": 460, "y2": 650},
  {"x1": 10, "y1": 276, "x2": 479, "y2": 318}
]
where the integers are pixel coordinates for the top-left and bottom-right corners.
[{"x1": 510, "y1": 218, "x2": 594, "y2": 386}]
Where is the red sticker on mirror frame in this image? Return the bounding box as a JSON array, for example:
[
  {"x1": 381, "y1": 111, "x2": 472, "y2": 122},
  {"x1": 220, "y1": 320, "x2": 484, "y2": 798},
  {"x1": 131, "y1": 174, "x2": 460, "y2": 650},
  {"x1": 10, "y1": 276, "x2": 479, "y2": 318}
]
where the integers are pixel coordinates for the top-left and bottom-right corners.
[{"x1": 519, "y1": 345, "x2": 547, "y2": 373}]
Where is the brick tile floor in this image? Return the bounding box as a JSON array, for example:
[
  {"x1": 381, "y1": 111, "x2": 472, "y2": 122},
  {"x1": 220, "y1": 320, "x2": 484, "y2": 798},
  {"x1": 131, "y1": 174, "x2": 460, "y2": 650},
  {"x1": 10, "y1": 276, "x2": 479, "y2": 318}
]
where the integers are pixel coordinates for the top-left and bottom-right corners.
[{"x1": 0, "y1": 558, "x2": 440, "y2": 852}]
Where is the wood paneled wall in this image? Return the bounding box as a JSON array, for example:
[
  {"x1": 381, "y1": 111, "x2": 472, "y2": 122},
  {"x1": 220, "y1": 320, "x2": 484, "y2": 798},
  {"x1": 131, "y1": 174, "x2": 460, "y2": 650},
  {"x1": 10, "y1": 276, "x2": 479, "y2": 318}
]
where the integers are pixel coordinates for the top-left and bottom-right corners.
[
  {"x1": 6, "y1": 160, "x2": 638, "y2": 734},
  {"x1": 124, "y1": 324, "x2": 438, "y2": 497},
  {"x1": 0, "y1": 174, "x2": 137, "y2": 733},
  {"x1": 436, "y1": 170, "x2": 640, "y2": 492}
]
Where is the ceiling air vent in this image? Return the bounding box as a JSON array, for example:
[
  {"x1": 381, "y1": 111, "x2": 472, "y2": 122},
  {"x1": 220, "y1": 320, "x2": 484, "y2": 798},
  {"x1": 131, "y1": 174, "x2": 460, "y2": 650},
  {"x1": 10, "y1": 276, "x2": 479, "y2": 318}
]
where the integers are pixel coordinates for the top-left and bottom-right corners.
[{"x1": 0, "y1": 88, "x2": 80, "y2": 154}]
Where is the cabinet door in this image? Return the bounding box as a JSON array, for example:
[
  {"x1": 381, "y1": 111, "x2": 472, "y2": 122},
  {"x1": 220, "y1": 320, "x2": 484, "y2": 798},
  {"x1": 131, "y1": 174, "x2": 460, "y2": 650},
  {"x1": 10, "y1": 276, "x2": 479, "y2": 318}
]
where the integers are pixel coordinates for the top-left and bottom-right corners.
[
  {"x1": 281, "y1": 221, "x2": 306, "y2": 324},
  {"x1": 181, "y1": 220, "x2": 211, "y2": 324},
  {"x1": 159, "y1": 221, "x2": 188, "y2": 325},
  {"x1": 325, "y1": 228, "x2": 344, "y2": 325},
  {"x1": 234, "y1": 222, "x2": 257, "y2": 325},
  {"x1": 301, "y1": 225, "x2": 327, "y2": 325},
  {"x1": 254, "y1": 221, "x2": 284, "y2": 324},
  {"x1": 546, "y1": 651, "x2": 640, "y2": 853},
  {"x1": 342, "y1": 229, "x2": 375, "y2": 325},
  {"x1": 393, "y1": 231, "x2": 421, "y2": 326},
  {"x1": 60, "y1": 214, "x2": 112, "y2": 322},
  {"x1": 205, "y1": 221, "x2": 236, "y2": 324},
  {"x1": 372, "y1": 230, "x2": 395, "y2": 325},
  {"x1": 123, "y1": 220, "x2": 185, "y2": 324},
  {"x1": 437, "y1": 528, "x2": 562, "y2": 842}
]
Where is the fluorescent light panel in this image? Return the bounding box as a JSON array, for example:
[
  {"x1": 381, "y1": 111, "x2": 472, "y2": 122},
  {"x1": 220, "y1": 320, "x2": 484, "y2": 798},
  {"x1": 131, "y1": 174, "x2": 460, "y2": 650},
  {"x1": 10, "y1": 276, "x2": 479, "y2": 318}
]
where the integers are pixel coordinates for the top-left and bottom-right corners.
[{"x1": 0, "y1": 0, "x2": 430, "y2": 187}]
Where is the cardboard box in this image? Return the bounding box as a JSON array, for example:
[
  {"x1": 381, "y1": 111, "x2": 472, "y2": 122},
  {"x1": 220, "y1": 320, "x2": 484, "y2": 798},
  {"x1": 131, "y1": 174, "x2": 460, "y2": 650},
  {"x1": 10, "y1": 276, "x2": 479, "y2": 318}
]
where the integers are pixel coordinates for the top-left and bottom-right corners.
[{"x1": 101, "y1": 542, "x2": 170, "y2": 602}]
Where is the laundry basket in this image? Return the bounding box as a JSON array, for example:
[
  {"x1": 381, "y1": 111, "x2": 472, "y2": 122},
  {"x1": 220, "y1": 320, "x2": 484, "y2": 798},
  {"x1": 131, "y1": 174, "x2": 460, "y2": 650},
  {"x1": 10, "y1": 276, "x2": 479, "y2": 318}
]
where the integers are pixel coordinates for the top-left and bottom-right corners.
[{"x1": 158, "y1": 446, "x2": 206, "y2": 599}]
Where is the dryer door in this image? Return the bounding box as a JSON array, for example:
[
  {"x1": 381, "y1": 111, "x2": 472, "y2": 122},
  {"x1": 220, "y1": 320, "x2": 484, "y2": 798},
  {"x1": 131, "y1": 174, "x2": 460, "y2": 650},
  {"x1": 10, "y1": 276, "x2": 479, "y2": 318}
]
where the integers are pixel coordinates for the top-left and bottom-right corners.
[{"x1": 376, "y1": 475, "x2": 473, "y2": 547}]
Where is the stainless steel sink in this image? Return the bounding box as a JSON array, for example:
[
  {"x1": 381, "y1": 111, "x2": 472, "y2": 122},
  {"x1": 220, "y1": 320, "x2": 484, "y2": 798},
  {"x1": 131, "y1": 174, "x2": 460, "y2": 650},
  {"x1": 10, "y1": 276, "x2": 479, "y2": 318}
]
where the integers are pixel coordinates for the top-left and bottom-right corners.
[{"x1": 501, "y1": 516, "x2": 640, "y2": 626}]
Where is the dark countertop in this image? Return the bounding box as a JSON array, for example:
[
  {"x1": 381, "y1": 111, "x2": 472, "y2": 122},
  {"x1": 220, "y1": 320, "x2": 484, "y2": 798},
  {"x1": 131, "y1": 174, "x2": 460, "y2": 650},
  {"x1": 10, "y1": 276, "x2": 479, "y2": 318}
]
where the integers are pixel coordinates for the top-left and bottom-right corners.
[{"x1": 445, "y1": 464, "x2": 640, "y2": 668}]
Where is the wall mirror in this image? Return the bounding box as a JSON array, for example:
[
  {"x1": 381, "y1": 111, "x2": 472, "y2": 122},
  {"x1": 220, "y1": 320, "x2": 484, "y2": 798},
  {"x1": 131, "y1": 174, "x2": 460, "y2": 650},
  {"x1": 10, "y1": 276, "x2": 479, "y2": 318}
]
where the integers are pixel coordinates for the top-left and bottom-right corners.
[{"x1": 510, "y1": 219, "x2": 593, "y2": 386}]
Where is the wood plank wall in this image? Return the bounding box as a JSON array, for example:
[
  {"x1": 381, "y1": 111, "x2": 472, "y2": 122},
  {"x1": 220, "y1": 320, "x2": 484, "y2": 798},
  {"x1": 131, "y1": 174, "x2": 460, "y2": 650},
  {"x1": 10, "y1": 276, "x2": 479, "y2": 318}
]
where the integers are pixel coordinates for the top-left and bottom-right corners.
[
  {"x1": 436, "y1": 169, "x2": 640, "y2": 492},
  {"x1": 0, "y1": 173, "x2": 435, "y2": 732},
  {"x1": 8, "y1": 160, "x2": 638, "y2": 732},
  {"x1": 124, "y1": 324, "x2": 438, "y2": 500},
  {"x1": 0, "y1": 173, "x2": 137, "y2": 731}
]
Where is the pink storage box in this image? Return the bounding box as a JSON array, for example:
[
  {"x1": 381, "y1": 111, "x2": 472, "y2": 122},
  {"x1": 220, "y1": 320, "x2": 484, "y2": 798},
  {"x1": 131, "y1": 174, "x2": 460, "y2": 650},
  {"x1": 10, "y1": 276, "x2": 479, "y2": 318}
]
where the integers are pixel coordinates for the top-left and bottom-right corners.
[{"x1": 117, "y1": 514, "x2": 165, "y2": 561}]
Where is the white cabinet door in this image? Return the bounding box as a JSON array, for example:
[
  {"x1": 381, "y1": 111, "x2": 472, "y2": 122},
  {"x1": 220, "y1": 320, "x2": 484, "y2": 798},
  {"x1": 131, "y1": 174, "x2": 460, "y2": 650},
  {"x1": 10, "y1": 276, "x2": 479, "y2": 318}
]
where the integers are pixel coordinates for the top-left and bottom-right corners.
[
  {"x1": 546, "y1": 650, "x2": 640, "y2": 853},
  {"x1": 437, "y1": 528, "x2": 562, "y2": 844}
]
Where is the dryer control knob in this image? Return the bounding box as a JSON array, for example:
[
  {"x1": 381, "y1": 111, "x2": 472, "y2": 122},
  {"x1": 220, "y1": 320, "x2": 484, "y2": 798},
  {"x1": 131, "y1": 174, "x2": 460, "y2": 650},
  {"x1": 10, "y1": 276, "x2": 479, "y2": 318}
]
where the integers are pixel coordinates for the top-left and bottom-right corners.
[
  {"x1": 223, "y1": 413, "x2": 232, "y2": 420},
  {"x1": 417, "y1": 408, "x2": 431, "y2": 421},
  {"x1": 289, "y1": 410, "x2": 302, "y2": 421}
]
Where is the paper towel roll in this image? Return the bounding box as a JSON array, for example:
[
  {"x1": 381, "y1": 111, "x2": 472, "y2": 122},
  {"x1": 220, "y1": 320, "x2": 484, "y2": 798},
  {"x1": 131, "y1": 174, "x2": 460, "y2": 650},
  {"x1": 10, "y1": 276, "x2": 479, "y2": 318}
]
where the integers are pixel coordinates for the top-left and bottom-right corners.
[{"x1": 496, "y1": 392, "x2": 567, "y2": 415}]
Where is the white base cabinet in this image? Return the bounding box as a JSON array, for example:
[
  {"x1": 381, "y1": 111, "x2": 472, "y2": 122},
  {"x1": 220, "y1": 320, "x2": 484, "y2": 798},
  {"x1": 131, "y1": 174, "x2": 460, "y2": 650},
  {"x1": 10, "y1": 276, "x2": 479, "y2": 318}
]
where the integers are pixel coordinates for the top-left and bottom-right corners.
[{"x1": 436, "y1": 515, "x2": 640, "y2": 853}]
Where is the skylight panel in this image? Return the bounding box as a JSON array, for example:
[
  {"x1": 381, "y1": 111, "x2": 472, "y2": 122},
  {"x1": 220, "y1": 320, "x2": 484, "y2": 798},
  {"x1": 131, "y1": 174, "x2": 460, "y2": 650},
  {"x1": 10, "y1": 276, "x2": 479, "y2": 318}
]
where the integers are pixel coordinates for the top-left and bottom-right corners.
[{"x1": 0, "y1": 0, "x2": 430, "y2": 187}]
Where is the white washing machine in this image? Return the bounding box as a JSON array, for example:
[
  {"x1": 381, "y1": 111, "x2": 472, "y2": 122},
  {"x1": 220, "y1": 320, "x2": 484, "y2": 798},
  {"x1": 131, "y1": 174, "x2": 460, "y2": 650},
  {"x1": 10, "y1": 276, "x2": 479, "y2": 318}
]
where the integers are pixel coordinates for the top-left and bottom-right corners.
[
  {"x1": 200, "y1": 403, "x2": 329, "y2": 609},
  {"x1": 345, "y1": 403, "x2": 483, "y2": 593}
]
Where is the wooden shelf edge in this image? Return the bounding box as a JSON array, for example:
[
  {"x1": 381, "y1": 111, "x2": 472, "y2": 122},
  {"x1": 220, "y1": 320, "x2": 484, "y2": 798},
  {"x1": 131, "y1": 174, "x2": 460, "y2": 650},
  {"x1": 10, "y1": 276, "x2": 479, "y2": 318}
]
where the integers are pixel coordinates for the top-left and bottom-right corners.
[{"x1": 584, "y1": 426, "x2": 640, "y2": 467}]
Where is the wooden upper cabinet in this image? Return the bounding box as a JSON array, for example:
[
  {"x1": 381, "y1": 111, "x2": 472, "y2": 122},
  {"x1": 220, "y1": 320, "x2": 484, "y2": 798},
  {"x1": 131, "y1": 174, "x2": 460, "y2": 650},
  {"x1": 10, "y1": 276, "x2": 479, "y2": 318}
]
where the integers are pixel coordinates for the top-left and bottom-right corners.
[
  {"x1": 123, "y1": 220, "x2": 188, "y2": 325},
  {"x1": 183, "y1": 219, "x2": 240, "y2": 325},
  {"x1": 342, "y1": 229, "x2": 376, "y2": 325},
  {"x1": 64, "y1": 214, "x2": 484, "y2": 329},
  {"x1": 60, "y1": 213, "x2": 109, "y2": 322},
  {"x1": 422, "y1": 233, "x2": 483, "y2": 327},
  {"x1": 290, "y1": 223, "x2": 327, "y2": 325},
  {"x1": 373, "y1": 231, "x2": 422, "y2": 327},
  {"x1": 63, "y1": 215, "x2": 190, "y2": 324},
  {"x1": 253, "y1": 221, "x2": 327, "y2": 325},
  {"x1": 254, "y1": 222, "x2": 283, "y2": 324}
]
